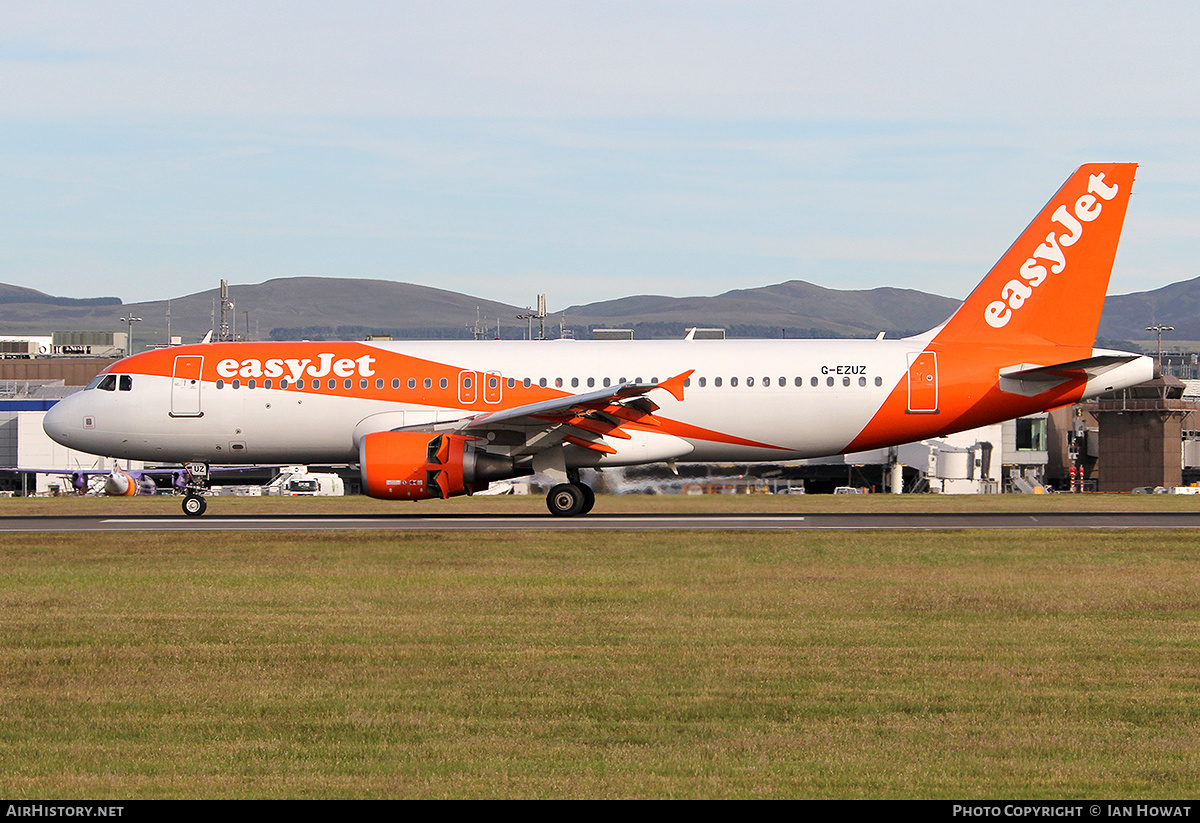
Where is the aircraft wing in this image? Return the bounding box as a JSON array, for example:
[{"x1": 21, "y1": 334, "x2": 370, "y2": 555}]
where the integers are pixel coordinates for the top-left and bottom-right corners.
[{"x1": 412, "y1": 370, "x2": 693, "y2": 457}]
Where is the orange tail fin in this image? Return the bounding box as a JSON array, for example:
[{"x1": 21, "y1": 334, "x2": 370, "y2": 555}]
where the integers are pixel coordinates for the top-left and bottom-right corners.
[{"x1": 933, "y1": 163, "x2": 1137, "y2": 348}]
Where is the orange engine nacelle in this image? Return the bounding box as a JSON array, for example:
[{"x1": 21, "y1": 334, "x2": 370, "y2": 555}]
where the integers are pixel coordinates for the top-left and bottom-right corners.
[
  {"x1": 104, "y1": 468, "x2": 136, "y2": 497},
  {"x1": 360, "y1": 431, "x2": 520, "y2": 501}
]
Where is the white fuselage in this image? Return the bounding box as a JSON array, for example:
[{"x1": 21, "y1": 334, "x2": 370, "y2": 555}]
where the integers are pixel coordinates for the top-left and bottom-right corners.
[{"x1": 41, "y1": 338, "x2": 1153, "y2": 469}]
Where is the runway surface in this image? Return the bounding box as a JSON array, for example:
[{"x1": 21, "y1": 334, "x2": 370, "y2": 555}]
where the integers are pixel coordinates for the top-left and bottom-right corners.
[{"x1": 5, "y1": 511, "x2": 1200, "y2": 532}]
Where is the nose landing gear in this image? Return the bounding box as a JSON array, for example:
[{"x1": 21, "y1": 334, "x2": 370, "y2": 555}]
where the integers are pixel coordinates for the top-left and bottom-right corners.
[
  {"x1": 181, "y1": 462, "x2": 210, "y2": 517},
  {"x1": 182, "y1": 493, "x2": 207, "y2": 516}
]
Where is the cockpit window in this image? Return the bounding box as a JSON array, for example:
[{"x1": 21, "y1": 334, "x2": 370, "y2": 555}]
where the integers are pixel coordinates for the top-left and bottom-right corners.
[
  {"x1": 119, "y1": 375, "x2": 132, "y2": 392},
  {"x1": 95, "y1": 375, "x2": 117, "y2": 392},
  {"x1": 85, "y1": 375, "x2": 105, "y2": 390}
]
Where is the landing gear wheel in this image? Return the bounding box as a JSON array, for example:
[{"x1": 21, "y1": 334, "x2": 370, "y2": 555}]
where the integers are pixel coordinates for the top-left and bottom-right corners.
[
  {"x1": 182, "y1": 494, "x2": 207, "y2": 517},
  {"x1": 547, "y1": 483, "x2": 586, "y2": 517},
  {"x1": 579, "y1": 483, "x2": 596, "y2": 515}
]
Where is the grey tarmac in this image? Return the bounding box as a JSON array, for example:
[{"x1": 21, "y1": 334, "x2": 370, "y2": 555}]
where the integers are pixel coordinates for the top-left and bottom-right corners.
[{"x1": 4, "y1": 511, "x2": 1200, "y2": 532}]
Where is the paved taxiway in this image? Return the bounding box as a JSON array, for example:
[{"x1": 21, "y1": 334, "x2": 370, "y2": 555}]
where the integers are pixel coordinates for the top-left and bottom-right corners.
[{"x1": 4, "y1": 511, "x2": 1200, "y2": 532}]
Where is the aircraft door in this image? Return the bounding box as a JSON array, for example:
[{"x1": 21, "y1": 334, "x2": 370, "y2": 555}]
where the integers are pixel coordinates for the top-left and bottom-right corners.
[
  {"x1": 458, "y1": 370, "x2": 478, "y2": 405},
  {"x1": 484, "y1": 371, "x2": 503, "y2": 404},
  {"x1": 906, "y1": 351, "x2": 938, "y2": 414},
  {"x1": 171, "y1": 355, "x2": 204, "y2": 417}
]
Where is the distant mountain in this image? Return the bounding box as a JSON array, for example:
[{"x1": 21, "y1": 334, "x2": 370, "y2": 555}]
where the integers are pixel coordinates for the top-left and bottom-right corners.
[
  {"x1": 0, "y1": 283, "x2": 121, "y2": 307},
  {"x1": 0, "y1": 278, "x2": 528, "y2": 344},
  {"x1": 566, "y1": 280, "x2": 961, "y2": 339},
  {"x1": 0, "y1": 273, "x2": 1195, "y2": 347},
  {"x1": 1099, "y1": 276, "x2": 1200, "y2": 342},
  {"x1": 1, "y1": 276, "x2": 962, "y2": 343},
  {"x1": 128, "y1": 277, "x2": 529, "y2": 342}
]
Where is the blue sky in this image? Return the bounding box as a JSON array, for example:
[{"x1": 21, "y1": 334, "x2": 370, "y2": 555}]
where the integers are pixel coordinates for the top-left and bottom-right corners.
[{"x1": 2, "y1": 1, "x2": 1198, "y2": 310}]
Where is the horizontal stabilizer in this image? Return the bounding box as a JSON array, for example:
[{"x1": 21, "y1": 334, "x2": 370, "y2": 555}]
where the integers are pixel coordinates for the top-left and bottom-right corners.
[{"x1": 999, "y1": 354, "x2": 1144, "y2": 383}]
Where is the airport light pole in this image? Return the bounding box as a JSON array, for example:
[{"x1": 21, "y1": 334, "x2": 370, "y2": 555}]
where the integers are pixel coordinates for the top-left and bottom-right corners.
[
  {"x1": 1146, "y1": 324, "x2": 1174, "y2": 376},
  {"x1": 120, "y1": 315, "x2": 142, "y2": 356}
]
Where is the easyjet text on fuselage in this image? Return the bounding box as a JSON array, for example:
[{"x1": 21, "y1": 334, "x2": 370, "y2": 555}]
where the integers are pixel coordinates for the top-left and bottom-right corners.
[{"x1": 215, "y1": 353, "x2": 377, "y2": 382}]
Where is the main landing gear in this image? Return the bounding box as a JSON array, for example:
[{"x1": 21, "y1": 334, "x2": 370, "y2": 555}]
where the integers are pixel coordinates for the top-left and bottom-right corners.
[{"x1": 546, "y1": 482, "x2": 596, "y2": 517}]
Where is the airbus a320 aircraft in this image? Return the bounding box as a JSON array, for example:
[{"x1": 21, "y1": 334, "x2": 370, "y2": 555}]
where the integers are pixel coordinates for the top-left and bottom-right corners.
[{"x1": 43, "y1": 163, "x2": 1153, "y2": 516}]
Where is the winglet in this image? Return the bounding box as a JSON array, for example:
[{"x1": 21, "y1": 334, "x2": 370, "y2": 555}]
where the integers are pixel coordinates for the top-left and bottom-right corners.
[{"x1": 658, "y1": 370, "x2": 694, "y2": 402}]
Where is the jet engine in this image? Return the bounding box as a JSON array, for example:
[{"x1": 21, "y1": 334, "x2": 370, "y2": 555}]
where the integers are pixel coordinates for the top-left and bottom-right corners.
[
  {"x1": 359, "y1": 431, "x2": 523, "y2": 501},
  {"x1": 104, "y1": 466, "x2": 137, "y2": 497}
]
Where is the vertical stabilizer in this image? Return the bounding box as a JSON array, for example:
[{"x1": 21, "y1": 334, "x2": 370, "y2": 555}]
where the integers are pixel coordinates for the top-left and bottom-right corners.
[{"x1": 934, "y1": 163, "x2": 1137, "y2": 348}]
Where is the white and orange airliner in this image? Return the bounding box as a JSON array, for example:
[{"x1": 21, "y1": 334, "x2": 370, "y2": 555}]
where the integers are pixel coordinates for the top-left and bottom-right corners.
[{"x1": 44, "y1": 163, "x2": 1154, "y2": 516}]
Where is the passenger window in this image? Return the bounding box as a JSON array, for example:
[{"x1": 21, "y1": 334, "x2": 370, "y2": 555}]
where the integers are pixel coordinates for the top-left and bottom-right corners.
[
  {"x1": 439, "y1": 378, "x2": 448, "y2": 389},
  {"x1": 375, "y1": 378, "x2": 383, "y2": 389},
  {"x1": 328, "y1": 379, "x2": 336, "y2": 390},
  {"x1": 232, "y1": 379, "x2": 241, "y2": 389},
  {"x1": 794, "y1": 377, "x2": 802, "y2": 387},
  {"x1": 747, "y1": 376, "x2": 754, "y2": 387},
  {"x1": 603, "y1": 378, "x2": 611, "y2": 387},
  {"x1": 344, "y1": 379, "x2": 352, "y2": 390},
  {"x1": 827, "y1": 377, "x2": 834, "y2": 387},
  {"x1": 539, "y1": 378, "x2": 547, "y2": 387},
  {"x1": 731, "y1": 377, "x2": 738, "y2": 387},
  {"x1": 215, "y1": 379, "x2": 225, "y2": 390},
  {"x1": 296, "y1": 380, "x2": 305, "y2": 389},
  {"x1": 424, "y1": 378, "x2": 432, "y2": 389},
  {"x1": 843, "y1": 377, "x2": 850, "y2": 387},
  {"x1": 119, "y1": 375, "x2": 132, "y2": 391},
  {"x1": 280, "y1": 378, "x2": 289, "y2": 389},
  {"x1": 875, "y1": 376, "x2": 883, "y2": 387},
  {"x1": 714, "y1": 377, "x2": 722, "y2": 387},
  {"x1": 248, "y1": 379, "x2": 256, "y2": 389},
  {"x1": 811, "y1": 377, "x2": 818, "y2": 387},
  {"x1": 859, "y1": 377, "x2": 867, "y2": 387},
  {"x1": 699, "y1": 377, "x2": 706, "y2": 387},
  {"x1": 264, "y1": 379, "x2": 272, "y2": 389},
  {"x1": 587, "y1": 378, "x2": 595, "y2": 388}
]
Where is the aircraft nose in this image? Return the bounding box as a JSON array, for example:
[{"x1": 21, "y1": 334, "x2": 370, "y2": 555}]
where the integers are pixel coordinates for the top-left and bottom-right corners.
[{"x1": 43, "y1": 395, "x2": 74, "y2": 446}]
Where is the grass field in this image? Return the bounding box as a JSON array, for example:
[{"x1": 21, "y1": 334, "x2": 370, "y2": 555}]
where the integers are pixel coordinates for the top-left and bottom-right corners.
[
  {"x1": 5, "y1": 487, "x2": 1200, "y2": 517},
  {"x1": 2, "y1": 495, "x2": 1200, "y2": 798}
]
